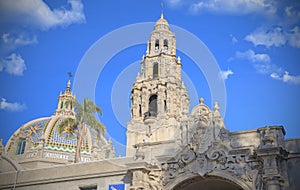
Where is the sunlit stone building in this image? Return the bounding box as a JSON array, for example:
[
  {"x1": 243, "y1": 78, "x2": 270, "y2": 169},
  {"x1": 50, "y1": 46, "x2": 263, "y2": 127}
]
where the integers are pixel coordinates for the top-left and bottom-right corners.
[{"x1": 1, "y1": 15, "x2": 299, "y2": 190}]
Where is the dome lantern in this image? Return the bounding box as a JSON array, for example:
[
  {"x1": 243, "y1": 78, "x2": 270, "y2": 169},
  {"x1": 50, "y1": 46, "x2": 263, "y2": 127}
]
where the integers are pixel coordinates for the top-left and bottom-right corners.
[{"x1": 54, "y1": 80, "x2": 76, "y2": 117}]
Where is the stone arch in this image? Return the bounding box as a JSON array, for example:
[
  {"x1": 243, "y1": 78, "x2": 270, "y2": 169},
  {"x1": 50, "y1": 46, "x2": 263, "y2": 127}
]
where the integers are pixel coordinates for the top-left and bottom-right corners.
[
  {"x1": 165, "y1": 171, "x2": 251, "y2": 190},
  {"x1": 155, "y1": 39, "x2": 159, "y2": 51},
  {"x1": 164, "y1": 39, "x2": 168, "y2": 50},
  {"x1": 148, "y1": 94, "x2": 158, "y2": 117}
]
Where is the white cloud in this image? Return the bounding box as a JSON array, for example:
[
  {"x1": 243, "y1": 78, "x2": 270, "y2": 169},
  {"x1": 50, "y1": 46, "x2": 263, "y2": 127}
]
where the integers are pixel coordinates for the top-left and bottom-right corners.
[
  {"x1": 2, "y1": 33, "x2": 38, "y2": 50},
  {"x1": 288, "y1": 26, "x2": 300, "y2": 48},
  {"x1": 0, "y1": 0, "x2": 85, "y2": 30},
  {"x1": 245, "y1": 26, "x2": 300, "y2": 48},
  {"x1": 285, "y1": 6, "x2": 300, "y2": 18},
  {"x1": 245, "y1": 27, "x2": 286, "y2": 47},
  {"x1": 190, "y1": 0, "x2": 276, "y2": 15},
  {"x1": 0, "y1": 98, "x2": 26, "y2": 112},
  {"x1": 220, "y1": 69, "x2": 234, "y2": 80},
  {"x1": 235, "y1": 49, "x2": 270, "y2": 63},
  {"x1": 230, "y1": 34, "x2": 238, "y2": 44},
  {"x1": 0, "y1": 53, "x2": 26, "y2": 76},
  {"x1": 232, "y1": 49, "x2": 276, "y2": 74},
  {"x1": 271, "y1": 71, "x2": 300, "y2": 85}
]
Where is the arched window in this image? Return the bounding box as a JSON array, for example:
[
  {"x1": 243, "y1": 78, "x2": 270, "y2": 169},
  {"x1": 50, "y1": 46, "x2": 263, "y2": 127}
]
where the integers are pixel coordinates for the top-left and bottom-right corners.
[
  {"x1": 155, "y1": 40, "x2": 159, "y2": 52},
  {"x1": 153, "y1": 62, "x2": 158, "y2": 78},
  {"x1": 148, "y1": 41, "x2": 151, "y2": 53},
  {"x1": 149, "y1": 94, "x2": 157, "y2": 117},
  {"x1": 60, "y1": 102, "x2": 63, "y2": 109},
  {"x1": 139, "y1": 104, "x2": 142, "y2": 117},
  {"x1": 16, "y1": 139, "x2": 26, "y2": 155},
  {"x1": 164, "y1": 39, "x2": 168, "y2": 50}
]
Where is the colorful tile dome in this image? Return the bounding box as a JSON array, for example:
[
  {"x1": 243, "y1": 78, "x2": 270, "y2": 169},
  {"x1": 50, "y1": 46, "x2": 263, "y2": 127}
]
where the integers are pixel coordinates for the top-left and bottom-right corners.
[{"x1": 5, "y1": 81, "x2": 114, "y2": 167}]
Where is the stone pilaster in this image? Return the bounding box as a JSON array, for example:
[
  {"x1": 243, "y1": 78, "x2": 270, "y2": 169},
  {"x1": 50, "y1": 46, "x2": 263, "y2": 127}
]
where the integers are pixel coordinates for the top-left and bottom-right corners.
[{"x1": 257, "y1": 126, "x2": 288, "y2": 190}]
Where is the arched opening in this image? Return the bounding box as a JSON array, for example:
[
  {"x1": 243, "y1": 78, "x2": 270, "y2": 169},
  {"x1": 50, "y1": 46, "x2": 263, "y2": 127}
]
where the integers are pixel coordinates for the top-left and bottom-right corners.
[
  {"x1": 172, "y1": 176, "x2": 243, "y2": 190},
  {"x1": 148, "y1": 41, "x2": 151, "y2": 53},
  {"x1": 148, "y1": 94, "x2": 157, "y2": 117},
  {"x1": 155, "y1": 39, "x2": 159, "y2": 52},
  {"x1": 164, "y1": 39, "x2": 168, "y2": 50},
  {"x1": 153, "y1": 62, "x2": 158, "y2": 78},
  {"x1": 139, "y1": 104, "x2": 142, "y2": 117}
]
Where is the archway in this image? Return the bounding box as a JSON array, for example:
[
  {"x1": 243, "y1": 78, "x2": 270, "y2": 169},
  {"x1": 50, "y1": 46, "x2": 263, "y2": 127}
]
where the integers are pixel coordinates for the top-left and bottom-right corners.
[{"x1": 172, "y1": 176, "x2": 243, "y2": 190}]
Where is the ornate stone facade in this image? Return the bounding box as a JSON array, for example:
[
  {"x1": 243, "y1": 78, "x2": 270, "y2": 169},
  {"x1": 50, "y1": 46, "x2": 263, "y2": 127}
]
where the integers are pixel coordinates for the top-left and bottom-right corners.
[
  {"x1": 125, "y1": 14, "x2": 299, "y2": 190},
  {"x1": 127, "y1": 14, "x2": 189, "y2": 157},
  {"x1": 0, "y1": 14, "x2": 299, "y2": 190}
]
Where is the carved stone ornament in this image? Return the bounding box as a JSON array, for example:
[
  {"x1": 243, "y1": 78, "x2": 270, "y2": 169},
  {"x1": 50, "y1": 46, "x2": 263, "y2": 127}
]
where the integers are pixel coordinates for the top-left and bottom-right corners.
[
  {"x1": 161, "y1": 144, "x2": 262, "y2": 189},
  {"x1": 129, "y1": 169, "x2": 162, "y2": 190}
]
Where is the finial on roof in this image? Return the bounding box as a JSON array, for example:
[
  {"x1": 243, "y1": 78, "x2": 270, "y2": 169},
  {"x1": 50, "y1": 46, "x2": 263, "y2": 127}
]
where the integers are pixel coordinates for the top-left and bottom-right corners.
[
  {"x1": 65, "y1": 80, "x2": 71, "y2": 94},
  {"x1": 199, "y1": 97, "x2": 204, "y2": 104},
  {"x1": 214, "y1": 102, "x2": 220, "y2": 111},
  {"x1": 161, "y1": 0, "x2": 164, "y2": 18},
  {"x1": 66, "y1": 72, "x2": 72, "y2": 93}
]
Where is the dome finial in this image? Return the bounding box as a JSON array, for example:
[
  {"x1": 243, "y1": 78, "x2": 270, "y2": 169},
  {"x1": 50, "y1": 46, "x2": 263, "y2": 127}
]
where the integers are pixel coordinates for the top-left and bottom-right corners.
[
  {"x1": 161, "y1": 0, "x2": 164, "y2": 18},
  {"x1": 66, "y1": 80, "x2": 71, "y2": 93},
  {"x1": 214, "y1": 101, "x2": 220, "y2": 111},
  {"x1": 199, "y1": 97, "x2": 204, "y2": 104}
]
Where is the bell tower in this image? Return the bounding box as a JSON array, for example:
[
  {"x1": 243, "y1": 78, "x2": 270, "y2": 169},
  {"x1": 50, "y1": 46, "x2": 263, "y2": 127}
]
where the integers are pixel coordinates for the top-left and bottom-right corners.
[{"x1": 126, "y1": 14, "x2": 190, "y2": 156}]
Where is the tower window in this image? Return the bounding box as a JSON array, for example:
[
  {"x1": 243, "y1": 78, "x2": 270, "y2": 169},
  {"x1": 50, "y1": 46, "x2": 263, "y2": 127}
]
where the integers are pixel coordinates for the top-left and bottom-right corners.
[
  {"x1": 153, "y1": 62, "x2": 158, "y2": 78},
  {"x1": 155, "y1": 40, "x2": 159, "y2": 52},
  {"x1": 16, "y1": 139, "x2": 26, "y2": 155},
  {"x1": 60, "y1": 102, "x2": 63, "y2": 109},
  {"x1": 139, "y1": 104, "x2": 142, "y2": 117},
  {"x1": 164, "y1": 100, "x2": 167, "y2": 112},
  {"x1": 164, "y1": 39, "x2": 168, "y2": 50},
  {"x1": 148, "y1": 95, "x2": 157, "y2": 117},
  {"x1": 148, "y1": 41, "x2": 151, "y2": 53}
]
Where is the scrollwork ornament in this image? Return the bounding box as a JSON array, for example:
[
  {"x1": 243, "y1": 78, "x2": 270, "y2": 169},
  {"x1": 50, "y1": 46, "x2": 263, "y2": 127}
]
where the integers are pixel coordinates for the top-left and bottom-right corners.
[{"x1": 181, "y1": 149, "x2": 196, "y2": 164}]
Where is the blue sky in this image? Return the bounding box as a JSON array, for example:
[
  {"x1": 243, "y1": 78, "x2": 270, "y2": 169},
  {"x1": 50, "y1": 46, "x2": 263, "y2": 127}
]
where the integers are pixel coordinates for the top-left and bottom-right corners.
[{"x1": 0, "y1": 0, "x2": 299, "y2": 156}]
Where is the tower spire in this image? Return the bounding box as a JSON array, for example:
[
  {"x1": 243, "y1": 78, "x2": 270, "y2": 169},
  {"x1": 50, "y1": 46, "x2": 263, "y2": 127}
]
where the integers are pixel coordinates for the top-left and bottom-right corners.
[{"x1": 161, "y1": 0, "x2": 164, "y2": 18}]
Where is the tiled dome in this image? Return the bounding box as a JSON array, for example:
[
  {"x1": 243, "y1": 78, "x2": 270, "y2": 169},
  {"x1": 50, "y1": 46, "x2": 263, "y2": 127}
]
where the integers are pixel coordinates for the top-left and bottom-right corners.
[{"x1": 5, "y1": 81, "x2": 114, "y2": 167}]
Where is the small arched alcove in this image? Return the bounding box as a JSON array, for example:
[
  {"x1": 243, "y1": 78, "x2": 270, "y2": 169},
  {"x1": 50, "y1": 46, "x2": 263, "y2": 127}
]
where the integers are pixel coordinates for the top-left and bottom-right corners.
[
  {"x1": 172, "y1": 176, "x2": 243, "y2": 190},
  {"x1": 164, "y1": 39, "x2": 168, "y2": 50},
  {"x1": 155, "y1": 39, "x2": 159, "y2": 51},
  {"x1": 148, "y1": 94, "x2": 158, "y2": 117}
]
